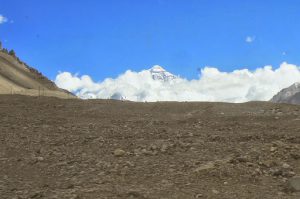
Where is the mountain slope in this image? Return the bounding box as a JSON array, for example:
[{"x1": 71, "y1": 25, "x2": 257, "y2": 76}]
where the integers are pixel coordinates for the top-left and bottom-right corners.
[
  {"x1": 0, "y1": 50, "x2": 74, "y2": 98},
  {"x1": 286, "y1": 92, "x2": 300, "y2": 104},
  {"x1": 270, "y1": 83, "x2": 300, "y2": 104}
]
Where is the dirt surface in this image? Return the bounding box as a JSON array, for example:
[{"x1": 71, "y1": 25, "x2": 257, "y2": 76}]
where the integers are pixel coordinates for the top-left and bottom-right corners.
[{"x1": 0, "y1": 95, "x2": 300, "y2": 199}]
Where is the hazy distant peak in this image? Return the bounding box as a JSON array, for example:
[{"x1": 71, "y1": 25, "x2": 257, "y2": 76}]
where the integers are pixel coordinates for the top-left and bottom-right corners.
[{"x1": 149, "y1": 65, "x2": 177, "y2": 82}]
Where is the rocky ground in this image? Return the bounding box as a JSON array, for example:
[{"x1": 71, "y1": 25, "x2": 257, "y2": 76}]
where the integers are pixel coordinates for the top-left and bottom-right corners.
[{"x1": 0, "y1": 95, "x2": 299, "y2": 199}]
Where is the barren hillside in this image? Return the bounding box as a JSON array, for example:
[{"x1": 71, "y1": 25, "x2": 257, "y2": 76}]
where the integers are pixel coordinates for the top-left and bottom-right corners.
[{"x1": 0, "y1": 51, "x2": 74, "y2": 98}]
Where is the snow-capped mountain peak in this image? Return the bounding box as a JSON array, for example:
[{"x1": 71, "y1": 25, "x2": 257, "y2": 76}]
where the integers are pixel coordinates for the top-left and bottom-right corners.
[
  {"x1": 149, "y1": 65, "x2": 177, "y2": 82},
  {"x1": 108, "y1": 65, "x2": 178, "y2": 101}
]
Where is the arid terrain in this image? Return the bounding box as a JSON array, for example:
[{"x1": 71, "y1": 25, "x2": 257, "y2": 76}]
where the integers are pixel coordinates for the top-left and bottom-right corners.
[
  {"x1": 0, "y1": 95, "x2": 299, "y2": 199},
  {"x1": 0, "y1": 51, "x2": 74, "y2": 99}
]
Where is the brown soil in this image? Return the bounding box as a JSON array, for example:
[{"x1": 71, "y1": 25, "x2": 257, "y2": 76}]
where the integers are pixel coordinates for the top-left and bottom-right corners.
[{"x1": 0, "y1": 95, "x2": 299, "y2": 199}]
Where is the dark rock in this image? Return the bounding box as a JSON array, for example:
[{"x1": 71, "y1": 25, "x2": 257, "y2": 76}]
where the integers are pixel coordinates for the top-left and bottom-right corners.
[{"x1": 288, "y1": 176, "x2": 300, "y2": 192}]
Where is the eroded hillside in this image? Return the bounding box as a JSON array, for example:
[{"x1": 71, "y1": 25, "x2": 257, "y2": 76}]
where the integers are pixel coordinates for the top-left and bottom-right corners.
[{"x1": 0, "y1": 50, "x2": 74, "y2": 98}]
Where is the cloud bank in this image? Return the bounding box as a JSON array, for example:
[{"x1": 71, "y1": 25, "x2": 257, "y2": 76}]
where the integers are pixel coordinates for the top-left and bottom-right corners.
[
  {"x1": 0, "y1": 15, "x2": 8, "y2": 24},
  {"x1": 55, "y1": 62, "x2": 300, "y2": 102}
]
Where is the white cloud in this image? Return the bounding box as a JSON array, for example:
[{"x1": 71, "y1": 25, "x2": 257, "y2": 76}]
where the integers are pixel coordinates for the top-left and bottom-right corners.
[
  {"x1": 55, "y1": 62, "x2": 300, "y2": 102},
  {"x1": 0, "y1": 15, "x2": 8, "y2": 24},
  {"x1": 245, "y1": 36, "x2": 255, "y2": 43}
]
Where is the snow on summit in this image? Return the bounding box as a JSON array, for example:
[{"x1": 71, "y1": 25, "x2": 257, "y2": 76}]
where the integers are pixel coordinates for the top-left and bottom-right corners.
[{"x1": 149, "y1": 65, "x2": 178, "y2": 82}]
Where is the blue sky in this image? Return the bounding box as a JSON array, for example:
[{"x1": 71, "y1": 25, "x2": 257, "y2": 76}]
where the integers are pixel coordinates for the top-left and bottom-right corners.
[{"x1": 0, "y1": 0, "x2": 300, "y2": 81}]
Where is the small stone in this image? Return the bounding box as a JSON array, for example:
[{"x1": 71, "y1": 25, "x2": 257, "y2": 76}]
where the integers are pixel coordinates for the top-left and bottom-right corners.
[
  {"x1": 30, "y1": 192, "x2": 43, "y2": 198},
  {"x1": 36, "y1": 157, "x2": 44, "y2": 162},
  {"x1": 287, "y1": 171, "x2": 296, "y2": 177},
  {"x1": 160, "y1": 144, "x2": 168, "y2": 152},
  {"x1": 288, "y1": 176, "x2": 300, "y2": 192},
  {"x1": 290, "y1": 153, "x2": 300, "y2": 160},
  {"x1": 125, "y1": 161, "x2": 135, "y2": 167},
  {"x1": 282, "y1": 177, "x2": 288, "y2": 182},
  {"x1": 141, "y1": 148, "x2": 148, "y2": 154},
  {"x1": 194, "y1": 162, "x2": 215, "y2": 172},
  {"x1": 35, "y1": 148, "x2": 41, "y2": 154},
  {"x1": 141, "y1": 149, "x2": 153, "y2": 155},
  {"x1": 270, "y1": 168, "x2": 283, "y2": 177},
  {"x1": 282, "y1": 163, "x2": 291, "y2": 169},
  {"x1": 212, "y1": 189, "x2": 219, "y2": 194},
  {"x1": 270, "y1": 146, "x2": 277, "y2": 152},
  {"x1": 63, "y1": 183, "x2": 75, "y2": 189},
  {"x1": 236, "y1": 156, "x2": 248, "y2": 163},
  {"x1": 168, "y1": 168, "x2": 176, "y2": 173},
  {"x1": 223, "y1": 181, "x2": 228, "y2": 185},
  {"x1": 133, "y1": 149, "x2": 140, "y2": 156},
  {"x1": 190, "y1": 147, "x2": 196, "y2": 151},
  {"x1": 277, "y1": 192, "x2": 284, "y2": 196},
  {"x1": 246, "y1": 162, "x2": 255, "y2": 167},
  {"x1": 255, "y1": 168, "x2": 262, "y2": 175},
  {"x1": 161, "y1": 180, "x2": 174, "y2": 189},
  {"x1": 126, "y1": 190, "x2": 144, "y2": 198},
  {"x1": 70, "y1": 194, "x2": 80, "y2": 199},
  {"x1": 150, "y1": 145, "x2": 157, "y2": 150},
  {"x1": 113, "y1": 149, "x2": 126, "y2": 157},
  {"x1": 195, "y1": 193, "x2": 203, "y2": 198},
  {"x1": 259, "y1": 160, "x2": 276, "y2": 168}
]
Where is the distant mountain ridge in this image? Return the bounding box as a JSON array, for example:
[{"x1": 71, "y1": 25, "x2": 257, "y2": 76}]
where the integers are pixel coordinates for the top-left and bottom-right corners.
[
  {"x1": 0, "y1": 45, "x2": 75, "y2": 98},
  {"x1": 270, "y1": 82, "x2": 300, "y2": 104}
]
